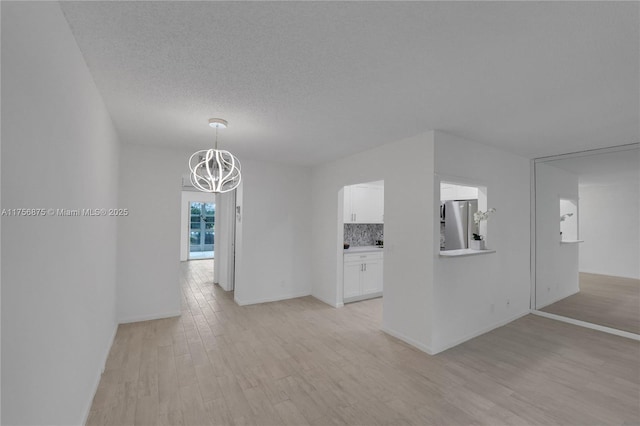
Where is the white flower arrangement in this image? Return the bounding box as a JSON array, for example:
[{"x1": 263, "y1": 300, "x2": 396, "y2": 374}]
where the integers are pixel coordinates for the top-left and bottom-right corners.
[{"x1": 473, "y1": 208, "x2": 496, "y2": 225}]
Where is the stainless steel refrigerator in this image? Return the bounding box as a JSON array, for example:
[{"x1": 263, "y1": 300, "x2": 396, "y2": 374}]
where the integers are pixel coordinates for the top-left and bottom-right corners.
[{"x1": 440, "y1": 200, "x2": 478, "y2": 250}]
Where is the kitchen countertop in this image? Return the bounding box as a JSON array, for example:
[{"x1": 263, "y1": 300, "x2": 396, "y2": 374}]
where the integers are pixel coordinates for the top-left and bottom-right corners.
[
  {"x1": 344, "y1": 245, "x2": 384, "y2": 254},
  {"x1": 439, "y1": 248, "x2": 496, "y2": 257},
  {"x1": 560, "y1": 240, "x2": 584, "y2": 244}
]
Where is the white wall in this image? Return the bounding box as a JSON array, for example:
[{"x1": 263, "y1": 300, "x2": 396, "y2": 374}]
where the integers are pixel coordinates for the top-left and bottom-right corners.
[
  {"x1": 560, "y1": 198, "x2": 579, "y2": 241},
  {"x1": 234, "y1": 160, "x2": 312, "y2": 305},
  {"x1": 535, "y1": 162, "x2": 580, "y2": 308},
  {"x1": 1, "y1": 2, "x2": 119, "y2": 424},
  {"x1": 117, "y1": 144, "x2": 187, "y2": 323},
  {"x1": 579, "y1": 182, "x2": 640, "y2": 279},
  {"x1": 432, "y1": 131, "x2": 531, "y2": 353},
  {"x1": 214, "y1": 190, "x2": 236, "y2": 291},
  {"x1": 311, "y1": 132, "x2": 436, "y2": 353},
  {"x1": 1, "y1": 4, "x2": 4, "y2": 421},
  {"x1": 179, "y1": 190, "x2": 215, "y2": 261}
]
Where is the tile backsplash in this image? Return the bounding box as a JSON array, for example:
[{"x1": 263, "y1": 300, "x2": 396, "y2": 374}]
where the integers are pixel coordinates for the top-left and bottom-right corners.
[{"x1": 344, "y1": 224, "x2": 384, "y2": 247}]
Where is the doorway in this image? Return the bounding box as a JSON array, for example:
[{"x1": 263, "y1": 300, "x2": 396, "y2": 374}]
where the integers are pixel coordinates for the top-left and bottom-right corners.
[
  {"x1": 189, "y1": 201, "x2": 215, "y2": 259},
  {"x1": 340, "y1": 180, "x2": 385, "y2": 306},
  {"x1": 180, "y1": 190, "x2": 216, "y2": 262},
  {"x1": 179, "y1": 184, "x2": 238, "y2": 294}
]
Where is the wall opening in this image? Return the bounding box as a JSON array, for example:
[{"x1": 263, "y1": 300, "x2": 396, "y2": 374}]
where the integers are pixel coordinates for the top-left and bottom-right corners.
[
  {"x1": 339, "y1": 180, "x2": 385, "y2": 307},
  {"x1": 188, "y1": 201, "x2": 215, "y2": 259},
  {"x1": 559, "y1": 198, "x2": 578, "y2": 242},
  {"x1": 180, "y1": 190, "x2": 216, "y2": 261},
  {"x1": 438, "y1": 180, "x2": 489, "y2": 252}
]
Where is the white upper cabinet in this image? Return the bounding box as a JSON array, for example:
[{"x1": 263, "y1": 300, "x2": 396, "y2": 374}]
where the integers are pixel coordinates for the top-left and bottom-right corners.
[
  {"x1": 344, "y1": 182, "x2": 384, "y2": 224},
  {"x1": 440, "y1": 183, "x2": 478, "y2": 201}
]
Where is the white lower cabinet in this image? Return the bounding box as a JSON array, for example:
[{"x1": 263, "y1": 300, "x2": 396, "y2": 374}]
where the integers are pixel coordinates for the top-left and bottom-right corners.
[
  {"x1": 343, "y1": 262, "x2": 363, "y2": 300},
  {"x1": 361, "y1": 260, "x2": 382, "y2": 294},
  {"x1": 343, "y1": 252, "x2": 383, "y2": 303}
]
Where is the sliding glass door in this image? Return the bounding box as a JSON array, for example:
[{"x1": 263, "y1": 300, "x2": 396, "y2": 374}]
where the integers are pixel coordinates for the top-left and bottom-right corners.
[{"x1": 189, "y1": 202, "x2": 214, "y2": 259}]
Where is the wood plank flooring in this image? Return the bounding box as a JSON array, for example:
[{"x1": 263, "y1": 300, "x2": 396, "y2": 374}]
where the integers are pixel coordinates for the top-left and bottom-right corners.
[
  {"x1": 87, "y1": 260, "x2": 640, "y2": 425},
  {"x1": 542, "y1": 272, "x2": 640, "y2": 334}
]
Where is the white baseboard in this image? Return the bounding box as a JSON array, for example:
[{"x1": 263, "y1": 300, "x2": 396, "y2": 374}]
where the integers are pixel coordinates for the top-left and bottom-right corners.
[
  {"x1": 531, "y1": 310, "x2": 640, "y2": 341},
  {"x1": 579, "y1": 270, "x2": 640, "y2": 280},
  {"x1": 235, "y1": 291, "x2": 311, "y2": 306},
  {"x1": 82, "y1": 322, "x2": 118, "y2": 426},
  {"x1": 118, "y1": 310, "x2": 182, "y2": 324},
  {"x1": 429, "y1": 310, "x2": 530, "y2": 355},
  {"x1": 215, "y1": 281, "x2": 234, "y2": 292},
  {"x1": 380, "y1": 325, "x2": 435, "y2": 355},
  {"x1": 82, "y1": 372, "x2": 102, "y2": 425},
  {"x1": 311, "y1": 293, "x2": 343, "y2": 308},
  {"x1": 343, "y1": 292, "x2": 382, "y2": 304},
  {"x1": 536, "y1": 288, "x2": 579, "y2": 310},
  {"x1": 102, "y1": 324, "x2": 118, "y2": 373}
]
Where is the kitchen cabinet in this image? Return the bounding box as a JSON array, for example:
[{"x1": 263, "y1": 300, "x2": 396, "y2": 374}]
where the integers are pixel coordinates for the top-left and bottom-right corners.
[
  {"x1": 343, "y1": 261, "x2": 363, "y2": 299},
  {"x1": 344, "y1": 183, "x2": 384, "y2": 224},
  {"x1": 440, "y1": 183, "x2": 478, "y2": 201},
  {"x1": 343, "y1": 251, "x2": 383, "y2": 302}
]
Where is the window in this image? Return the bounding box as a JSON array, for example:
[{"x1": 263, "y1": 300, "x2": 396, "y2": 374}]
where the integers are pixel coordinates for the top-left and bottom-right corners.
[{"x1": 189, "y1": 202, "x2": 215, "y2": 255}]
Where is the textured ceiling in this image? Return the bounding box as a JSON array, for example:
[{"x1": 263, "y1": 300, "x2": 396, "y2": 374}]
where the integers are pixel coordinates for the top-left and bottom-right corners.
[{"x1": 60, "y1": 1, "x2": 639, "y2": 165}]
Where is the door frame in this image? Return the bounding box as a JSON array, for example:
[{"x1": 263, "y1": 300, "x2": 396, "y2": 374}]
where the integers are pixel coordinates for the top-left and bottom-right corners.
[
  {"x1": 337, "y1": 179, "x2": 385, "y2": 307},
  {"x1": 189, "y1": 201, "x2": 215, "y2": 253},
  {"x1": 214, "y1": 189, "x2": 237, "y2": 291},
  {"x1": 180, "y1": 191, "x2": 215, "y2": 261}
]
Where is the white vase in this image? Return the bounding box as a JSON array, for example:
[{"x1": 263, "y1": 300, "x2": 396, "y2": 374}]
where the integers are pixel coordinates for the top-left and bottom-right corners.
[{"x1": 470, "y1": 240, "x2": 485, "y2": 250}]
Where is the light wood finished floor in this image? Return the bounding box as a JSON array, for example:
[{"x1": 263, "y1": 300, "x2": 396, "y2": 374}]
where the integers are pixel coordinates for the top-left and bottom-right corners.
[
  {"x1": 87, "y1": 260, "x2": 640, "y2": 425},
  {"x1": 541, "y1": 272, "x2": 640, "y2": 335}
]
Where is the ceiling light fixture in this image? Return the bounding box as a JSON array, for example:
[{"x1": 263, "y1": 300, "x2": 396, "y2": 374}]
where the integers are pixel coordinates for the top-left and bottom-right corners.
[
  {"x1": 188, "y1": 118, "x2": 241, "y2": 193},
  {"x1": 208, "y1": 118, "x2": 227, "y2": 129}
]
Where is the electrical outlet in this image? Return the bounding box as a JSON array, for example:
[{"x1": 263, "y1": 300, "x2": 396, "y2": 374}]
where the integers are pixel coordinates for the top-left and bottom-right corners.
[
  {"x1": 490, "y1": 303, "x2": 495, "y2": 313},
  {"x1": 506, "y1": 299, "x2": 510, "y2": 307}
]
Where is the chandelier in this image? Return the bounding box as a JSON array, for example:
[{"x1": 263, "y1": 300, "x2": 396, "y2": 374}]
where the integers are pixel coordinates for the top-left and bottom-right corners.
[{"x1": 188, "y1": 118, "x2": 242, "y2": 193}]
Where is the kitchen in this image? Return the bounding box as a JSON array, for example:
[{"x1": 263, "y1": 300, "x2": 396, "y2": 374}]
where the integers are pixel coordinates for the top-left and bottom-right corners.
[
  {"x1": 439, "y1": 181, "x2": 496, "y2": 257},
  {"x1": 342, "y1": 180, "x2": 384, "y2": 303},
  {"x1": 440, "y1": 182, "x2": 480, "y2": 251}
]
